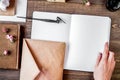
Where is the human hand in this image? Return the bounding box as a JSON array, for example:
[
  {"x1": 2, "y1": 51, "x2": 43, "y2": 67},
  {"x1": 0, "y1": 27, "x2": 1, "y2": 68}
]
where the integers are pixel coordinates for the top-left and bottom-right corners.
[{"x1": 94, "y1": 42, "x2": 116, "y2": 80}]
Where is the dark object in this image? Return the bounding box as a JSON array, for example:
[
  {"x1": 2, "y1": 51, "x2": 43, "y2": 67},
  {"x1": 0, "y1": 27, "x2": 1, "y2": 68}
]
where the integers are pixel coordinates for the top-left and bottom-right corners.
[
  {"x1": 17, "y1": 16, "x2": 66, "y2": 24},
  {"x1": 56, "y1": 17, "x2": 66, "y2": 23},
  {"x1": 106, "y1": 0, "x2": 120, "y2": 11}
]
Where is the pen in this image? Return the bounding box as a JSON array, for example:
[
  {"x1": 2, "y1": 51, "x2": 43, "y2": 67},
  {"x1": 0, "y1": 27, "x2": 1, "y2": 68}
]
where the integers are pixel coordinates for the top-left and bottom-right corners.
[{"x1": 17, "y1": 16, "x2": 66, "y2": 24}]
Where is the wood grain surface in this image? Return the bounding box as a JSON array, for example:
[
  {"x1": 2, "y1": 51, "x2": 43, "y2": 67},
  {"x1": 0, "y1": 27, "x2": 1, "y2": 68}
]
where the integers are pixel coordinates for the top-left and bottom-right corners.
[
  {"x1": 0, "y1": 0, "x2": 120, "y2": 80},
  {"x1": 0, "y1": 24, "x2": 20, "y2": 70}
]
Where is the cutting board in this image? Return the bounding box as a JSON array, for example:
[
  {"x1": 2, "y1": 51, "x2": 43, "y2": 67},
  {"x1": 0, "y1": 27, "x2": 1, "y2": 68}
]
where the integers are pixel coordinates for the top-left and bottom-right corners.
[{"x1": 0, "y1": 24, "x2": 20, "y2": 69}]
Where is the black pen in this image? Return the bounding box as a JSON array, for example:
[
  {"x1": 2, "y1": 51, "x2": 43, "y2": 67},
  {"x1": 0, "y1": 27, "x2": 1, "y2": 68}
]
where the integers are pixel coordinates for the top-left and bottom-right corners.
[{"x1": 17, "y1": 16, "x2": 66, "y2": 24}]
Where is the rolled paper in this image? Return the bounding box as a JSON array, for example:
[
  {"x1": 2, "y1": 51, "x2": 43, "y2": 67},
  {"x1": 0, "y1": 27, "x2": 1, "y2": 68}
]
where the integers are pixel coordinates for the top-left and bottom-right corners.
[{"x1": 0, "y1": 0, "x2": 10, "y2": 11}]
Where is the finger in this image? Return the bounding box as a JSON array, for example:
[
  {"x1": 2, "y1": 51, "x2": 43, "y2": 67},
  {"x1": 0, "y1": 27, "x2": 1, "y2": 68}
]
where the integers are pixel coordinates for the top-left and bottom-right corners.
[
  {"x1": 102, "y1": 42, "x2": 109, "y2": 61},
  {"x1": 111, "y1": 52, "x2": 116, "y2": 71},
  {"x1": 111, "y1": 61, "x2": 116, "y2": 71},
  {"x1": 109, "y1": 60, "x2": 116, "y2": 74},
  {"x1": 108, "y1": 51, "x2": 115, "y2": 63},
  {"x1": 95, "y1": 53, "x2": 102, "y2": 67}
]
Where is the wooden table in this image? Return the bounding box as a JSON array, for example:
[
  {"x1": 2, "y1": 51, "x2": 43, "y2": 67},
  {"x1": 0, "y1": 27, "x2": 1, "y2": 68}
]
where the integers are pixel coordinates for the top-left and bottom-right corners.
[{"x1": 0, "y1": 0, "x2": 120, "y2": 80}]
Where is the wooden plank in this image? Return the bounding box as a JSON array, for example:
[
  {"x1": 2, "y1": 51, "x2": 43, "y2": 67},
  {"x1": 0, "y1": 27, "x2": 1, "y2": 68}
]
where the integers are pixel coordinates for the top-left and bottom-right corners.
[
  {"x1": 0, "y1": 24, "x2": 20, "y2": 69},
  {"x1": 26, "y1": 1, "x2": 120, "y2": 80}
]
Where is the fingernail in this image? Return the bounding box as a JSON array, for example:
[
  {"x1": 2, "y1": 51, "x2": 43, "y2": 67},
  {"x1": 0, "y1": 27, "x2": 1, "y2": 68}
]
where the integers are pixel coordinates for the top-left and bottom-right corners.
[
  {"x1": 105, "y1": 42, "x2": 109, "y2": 50},
  {"x1": 105, "y1": 42, "x2": 108, "y2": 46}
]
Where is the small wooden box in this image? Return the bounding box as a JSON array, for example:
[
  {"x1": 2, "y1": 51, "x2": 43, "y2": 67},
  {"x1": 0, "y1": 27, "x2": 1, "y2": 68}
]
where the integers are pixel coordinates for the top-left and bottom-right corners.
[
  {"x1": 0, "y1": 0, "x2": 16, "y2": 16},
  {"x1": 47, "y1": 0, "x2": 66, "y2": 2},
  {"x1": 0, "y1": 24, "x2": 20, "y2": 69}
]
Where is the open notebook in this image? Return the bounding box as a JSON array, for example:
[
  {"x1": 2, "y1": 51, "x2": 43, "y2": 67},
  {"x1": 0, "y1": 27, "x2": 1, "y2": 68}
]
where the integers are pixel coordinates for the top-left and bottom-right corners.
[{"x1": 31, "y1": 11, "x2": 111, "y2": 72}]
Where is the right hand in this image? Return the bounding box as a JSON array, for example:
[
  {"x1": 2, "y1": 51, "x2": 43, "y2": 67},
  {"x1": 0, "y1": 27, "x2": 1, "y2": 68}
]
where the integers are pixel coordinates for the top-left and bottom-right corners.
[{"x1": 94, "y1": 42, "x2": 116, "y2": 80}]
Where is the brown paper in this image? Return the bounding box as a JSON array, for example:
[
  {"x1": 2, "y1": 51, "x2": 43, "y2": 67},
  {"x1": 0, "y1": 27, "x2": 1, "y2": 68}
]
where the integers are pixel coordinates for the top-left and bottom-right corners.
[
  {"x1": 0, "y1": 0, "x2": 16, "y2": 16},
  {"x1": 20, "y1": 39, "x2": 66, "y2": 80}
]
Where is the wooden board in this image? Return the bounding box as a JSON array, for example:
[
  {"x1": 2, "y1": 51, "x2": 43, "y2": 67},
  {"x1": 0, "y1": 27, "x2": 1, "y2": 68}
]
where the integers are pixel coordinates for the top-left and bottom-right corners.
[
  {"x1": 23, "y1": 1, "x2": 120, "y2": 80},
  {"x1": 0, "y1": 0, "x2": 16, "y2": 16},
  {"x1": 0, "y1": 24, "x2": 20, "y2": 69}
]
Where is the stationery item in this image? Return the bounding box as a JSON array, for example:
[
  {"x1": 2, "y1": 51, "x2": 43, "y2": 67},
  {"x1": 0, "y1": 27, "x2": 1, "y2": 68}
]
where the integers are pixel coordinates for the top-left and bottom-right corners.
[
  {"x1": 0, "y1": 0, "x2": 15, "y2": 16},
  {"x1": 47, "y1": 0, "x2": 66, "y2": 2},
  {"x1": 31, "y1": 11, "x2": 111, "y2": 72},
  {"x1": 0, "y1": 0, "x2": 27, "y2": 22},
  {"x1": 17, "y1": 16, "x2": 66, "y2": 24},
  {"x1": 20, "y1": 39, "x2": 66, "y2": 80},
  {"x1": 0, "y1": 24, "x2": 20, "y2": 69}
]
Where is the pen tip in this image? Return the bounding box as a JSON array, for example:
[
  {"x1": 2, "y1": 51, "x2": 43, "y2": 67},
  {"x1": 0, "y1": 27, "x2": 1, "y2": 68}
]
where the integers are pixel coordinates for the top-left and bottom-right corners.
[{"x1": 57, "y1": 16, "x2": 66, "y2": 24}]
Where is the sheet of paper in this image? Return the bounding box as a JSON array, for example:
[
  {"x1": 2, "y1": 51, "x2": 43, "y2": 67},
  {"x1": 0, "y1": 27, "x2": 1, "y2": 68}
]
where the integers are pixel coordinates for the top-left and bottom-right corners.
[
  {"x1": 0, "y1": 0, "x2": 27, "y2": 22},
  {"x1": 64, "y1": 15, "x2": 111, "y2": 72}
]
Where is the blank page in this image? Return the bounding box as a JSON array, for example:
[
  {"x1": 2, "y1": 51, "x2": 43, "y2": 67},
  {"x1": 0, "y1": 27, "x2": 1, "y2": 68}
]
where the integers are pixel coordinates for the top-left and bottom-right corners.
[
  {"x1": 64, "y1": 15, "x2": 111, "y2": 72},
  {"x1": 31, "y1": 11, "x2": 71, "y2": 43}
]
